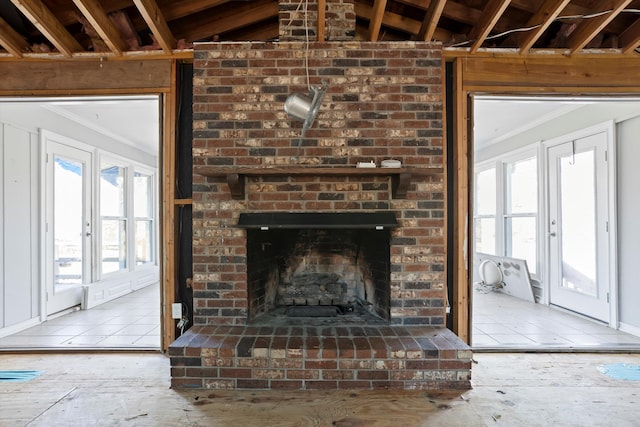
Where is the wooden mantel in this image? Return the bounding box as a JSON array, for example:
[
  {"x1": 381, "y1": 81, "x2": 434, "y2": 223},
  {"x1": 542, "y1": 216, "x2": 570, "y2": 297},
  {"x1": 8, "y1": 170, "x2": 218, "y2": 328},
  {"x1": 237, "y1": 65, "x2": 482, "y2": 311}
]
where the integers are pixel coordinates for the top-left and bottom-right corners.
[{"x1": 194, "y1": 165, "x2": 443, "y2": 199}]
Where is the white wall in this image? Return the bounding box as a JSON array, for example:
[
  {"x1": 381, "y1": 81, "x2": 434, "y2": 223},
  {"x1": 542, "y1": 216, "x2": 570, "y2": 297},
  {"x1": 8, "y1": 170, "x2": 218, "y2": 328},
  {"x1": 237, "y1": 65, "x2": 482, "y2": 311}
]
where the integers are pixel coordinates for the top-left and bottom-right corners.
[
  {"x1": 617, "y1": 115, "x2": 640, "y2": 332},
  {"x1": 474, "y1": 101, "x2": 640, "y2": 331},
  {"x1": 0, "y1": 124, "x2": 39, "y2": 329}
]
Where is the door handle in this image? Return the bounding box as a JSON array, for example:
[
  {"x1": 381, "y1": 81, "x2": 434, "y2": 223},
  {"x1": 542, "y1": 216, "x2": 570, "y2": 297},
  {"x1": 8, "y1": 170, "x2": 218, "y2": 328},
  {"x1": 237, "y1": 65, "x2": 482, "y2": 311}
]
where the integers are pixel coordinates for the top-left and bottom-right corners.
[{"x1": 548, "y1": 232, "x2": 556, "y2": 237}]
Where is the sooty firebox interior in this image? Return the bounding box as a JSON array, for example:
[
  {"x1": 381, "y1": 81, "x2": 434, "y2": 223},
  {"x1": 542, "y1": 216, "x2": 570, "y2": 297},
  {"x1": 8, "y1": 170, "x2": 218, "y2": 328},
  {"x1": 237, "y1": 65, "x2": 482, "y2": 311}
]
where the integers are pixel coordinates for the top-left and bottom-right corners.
[{"x1": 240, "y1": 212, "x2": 397, "y2": 325}]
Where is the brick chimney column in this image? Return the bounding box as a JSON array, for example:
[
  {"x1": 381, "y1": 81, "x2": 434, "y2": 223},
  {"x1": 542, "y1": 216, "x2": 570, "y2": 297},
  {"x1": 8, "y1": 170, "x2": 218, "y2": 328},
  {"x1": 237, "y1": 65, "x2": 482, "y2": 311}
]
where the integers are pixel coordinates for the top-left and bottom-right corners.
[{"x1": 279, "y1": 0, "x2": 355, "y2": 41}]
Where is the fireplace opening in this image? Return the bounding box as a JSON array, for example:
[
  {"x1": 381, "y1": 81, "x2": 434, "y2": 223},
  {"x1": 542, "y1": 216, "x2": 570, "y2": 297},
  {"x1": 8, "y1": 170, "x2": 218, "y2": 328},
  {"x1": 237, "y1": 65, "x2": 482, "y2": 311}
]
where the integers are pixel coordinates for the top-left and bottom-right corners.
[{"x1": 240, "y1": 212, "x2": 397, "y2": 325}]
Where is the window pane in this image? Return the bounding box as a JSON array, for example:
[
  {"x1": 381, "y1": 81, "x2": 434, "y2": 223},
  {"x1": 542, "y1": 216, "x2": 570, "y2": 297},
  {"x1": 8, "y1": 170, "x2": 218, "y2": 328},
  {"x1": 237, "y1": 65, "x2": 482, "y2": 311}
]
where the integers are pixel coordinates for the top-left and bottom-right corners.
[
  {"x1": 136, "y1": 220, "x2": 152, "y2": 265},
  {"x1": 475, "y1": 168, "x2": 496, "y2": 215},
  {"x1": 475, "y1": 218, "x2": 496, "y2": 255},
  {"x1": 505, "y1": 216, "x2": 537, "y2": 274},
  {"x1": 134, "y1": 172, "x2": 151, "y2": 218},
  {"x1": 505, "y1": 157, "x2": 537, "y2": 214},
  {"x1": 100, "y1": 163, "x2": 126, "y2": 217},
  {"x1": 102, "y1": 219, "x2": 127, "y2": 274}
]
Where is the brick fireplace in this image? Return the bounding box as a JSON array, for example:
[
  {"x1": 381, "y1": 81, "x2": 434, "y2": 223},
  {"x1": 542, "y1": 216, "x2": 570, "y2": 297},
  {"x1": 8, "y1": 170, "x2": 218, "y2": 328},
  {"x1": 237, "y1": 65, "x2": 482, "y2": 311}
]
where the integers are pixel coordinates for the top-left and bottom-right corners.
[{"x1": 169, "y1": 33, "x2": 471, "y2": 390}]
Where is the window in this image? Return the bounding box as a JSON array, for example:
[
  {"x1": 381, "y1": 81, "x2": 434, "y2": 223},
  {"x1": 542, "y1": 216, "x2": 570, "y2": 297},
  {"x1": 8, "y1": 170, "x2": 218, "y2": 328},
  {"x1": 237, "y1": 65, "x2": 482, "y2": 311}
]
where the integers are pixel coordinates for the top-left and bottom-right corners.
[
  {"x1": 504, "y1": 156, "x2": 538, "y2": 274},
  {"x1": 474, "y1": 167, "x2": 497, "y2": 255},
  {"x1": 134, "y1": 171, "x2": 154, "y2": 265},
  {"x1": 100, "y1": 162, "x2": 127, "y2": 275},
  {"x1": 474, "y1": 148, "x2": 539, "y2": 277}
]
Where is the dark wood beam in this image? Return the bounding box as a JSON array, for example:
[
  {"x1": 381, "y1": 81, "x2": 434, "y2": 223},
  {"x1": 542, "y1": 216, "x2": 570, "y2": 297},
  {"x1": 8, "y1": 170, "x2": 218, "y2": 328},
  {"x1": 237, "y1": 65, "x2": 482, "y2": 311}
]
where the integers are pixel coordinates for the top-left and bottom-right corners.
[
  {"x1": 0, "y1": 15, "x2": 29, "y2": 57},
  {"x1": 567, "y1": 0, "x2": 632, "y2": 53},
  {"x1": 518, "y1": 0, "x2": 571, "y2": 54},
  {"x1": 620, "y1": 18, "x2": 640, "y2": 54},
  {"x1": 171, "y1": 0, "x2": 277, "y2": 43},
  {"x1": 354, "y1": 2, "x2": 454, "y2": 41},
  {"x1": 468, "y1": 0, "x2": 512, "y2": 53},
  {"x1": 133, "y1": 0, "x2": 177, "y2": 53},
  {"x1": 369, "y1": 0, "x2": 387, "y2": 41},
  {"x1": 72, "y1": 0, "x2": 128, "y2": 55},
  {"x1": 418, "y1": 0, "x2": 447, "y2": 42},
  {"x1": 10, "y1": 0, "x2": 83, "y2": 57}
]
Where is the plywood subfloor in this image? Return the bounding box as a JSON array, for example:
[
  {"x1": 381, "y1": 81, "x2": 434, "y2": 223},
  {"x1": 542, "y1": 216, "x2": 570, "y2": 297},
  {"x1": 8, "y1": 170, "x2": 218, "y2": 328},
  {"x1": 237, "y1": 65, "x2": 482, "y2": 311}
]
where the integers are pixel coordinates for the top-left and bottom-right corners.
[{"x1": 1, "y1": 352, "x2": 639, "y2": 426}]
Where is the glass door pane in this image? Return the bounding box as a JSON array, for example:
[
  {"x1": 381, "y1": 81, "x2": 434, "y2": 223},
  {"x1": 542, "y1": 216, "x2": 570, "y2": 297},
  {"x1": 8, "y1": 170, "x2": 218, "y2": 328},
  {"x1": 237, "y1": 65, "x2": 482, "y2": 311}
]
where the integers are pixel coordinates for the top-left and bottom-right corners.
[
  {"x1": 559, "y1": 151, "x2": 596, "y2": 296},
  {"x1": 54, "y1": 157, "x2": 84, "y2": 288}
]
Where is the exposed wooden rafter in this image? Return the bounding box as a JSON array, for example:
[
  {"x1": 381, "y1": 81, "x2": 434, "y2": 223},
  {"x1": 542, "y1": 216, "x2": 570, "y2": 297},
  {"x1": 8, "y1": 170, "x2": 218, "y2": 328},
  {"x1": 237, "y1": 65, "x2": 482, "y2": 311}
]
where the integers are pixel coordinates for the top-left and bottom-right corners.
[
  {"x1": 171, "y1": 0, "x2": 277, "y2": 43},
  {"x1": 567, "y1": 0, "x2": 632, "y2": 53},
  {"x1": 619, "y1": 18, "x2": 640, "y2": 54},
  {"x1": 518, "y1": 0, "x2": 571, "y2": 54},
  {"x1": 369, "y1": 0, "x2": 388, "y2": 41},
  {"x1": 72, "y1": 0, "x2": 128, "y2": 55},
  {"x1": 418, "y1": 0, "x2": 447, "y2": 42},
  {"x1": 132, "y1": 0, "x2": 176, "y2": 53},
  {"x1": 468, "y1": 0, "x2": 512, "y2": 53},
  {"x1": 9, "y1": 0, "x2": 83, "y2": 57},
  {"x1": 354, "y1": 2, "x2": 454, "y2": 42},
  {"x1": 0, "y1": 16, "x2": 29, "y2": 57}
]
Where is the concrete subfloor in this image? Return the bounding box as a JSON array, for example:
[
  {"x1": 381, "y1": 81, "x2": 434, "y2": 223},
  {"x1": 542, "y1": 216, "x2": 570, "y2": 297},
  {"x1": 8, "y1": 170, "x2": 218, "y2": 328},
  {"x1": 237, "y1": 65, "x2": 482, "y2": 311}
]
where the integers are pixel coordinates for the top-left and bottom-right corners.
[{"x1": 1, "y1": 352, "x2": 639, "y2": 426}]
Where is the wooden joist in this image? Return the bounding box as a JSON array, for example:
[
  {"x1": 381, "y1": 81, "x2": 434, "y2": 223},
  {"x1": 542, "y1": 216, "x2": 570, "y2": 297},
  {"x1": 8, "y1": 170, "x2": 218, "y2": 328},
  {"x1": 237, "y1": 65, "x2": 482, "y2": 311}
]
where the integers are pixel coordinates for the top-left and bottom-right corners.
[
  {"x1": 518, "y1": 0, "x2": 571, "y2": 54},
  {"x1": 10, "y1": 0, "x2": 83, "y2": 57},
  {"x1": 72, "y1": 0, "x2": 128, "y2": 55},
  {"x1": 133, "y1": 0, "x2": 176, "y2": 54},
  {"x1": 567, "y1": 0, "x2": 632, "y2": 53},
  {"x1": 0, "y1": 16, "x2": 29, "y2": 57}
]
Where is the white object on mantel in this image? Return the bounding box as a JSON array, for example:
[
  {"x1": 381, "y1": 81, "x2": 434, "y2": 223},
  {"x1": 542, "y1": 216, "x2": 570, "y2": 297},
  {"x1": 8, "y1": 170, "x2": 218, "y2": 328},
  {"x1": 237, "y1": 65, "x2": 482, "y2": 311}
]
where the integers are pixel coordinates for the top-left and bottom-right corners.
[
  {"x1": 381, "y1": 159, "x2": 401, "y2": 168},
  {"x1": 356, "y1": 161, "x2": 377, "y2": 168}
]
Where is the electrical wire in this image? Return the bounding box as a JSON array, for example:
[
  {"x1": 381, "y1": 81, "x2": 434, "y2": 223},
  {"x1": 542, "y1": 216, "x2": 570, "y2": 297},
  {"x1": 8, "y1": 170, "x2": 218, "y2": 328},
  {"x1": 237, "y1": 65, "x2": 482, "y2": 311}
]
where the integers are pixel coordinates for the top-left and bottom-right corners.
[{"x1": 450, "y1": 9, "x2": 640, "y2": 48}]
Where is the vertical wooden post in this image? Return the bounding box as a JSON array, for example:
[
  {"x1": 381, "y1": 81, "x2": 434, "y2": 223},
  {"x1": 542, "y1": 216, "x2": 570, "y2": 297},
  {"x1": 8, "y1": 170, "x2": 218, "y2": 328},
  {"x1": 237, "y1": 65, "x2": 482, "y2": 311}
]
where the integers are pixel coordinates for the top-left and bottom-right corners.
[
  {"x1": 317, "y1": 0, "x2": 325, "y2": 41},
  {"x1": 452, "y1": 58, "x2": 470, "y2": 343},
  {"x1": 161, "y1": 59, "x2": 178, "y2": 350}
]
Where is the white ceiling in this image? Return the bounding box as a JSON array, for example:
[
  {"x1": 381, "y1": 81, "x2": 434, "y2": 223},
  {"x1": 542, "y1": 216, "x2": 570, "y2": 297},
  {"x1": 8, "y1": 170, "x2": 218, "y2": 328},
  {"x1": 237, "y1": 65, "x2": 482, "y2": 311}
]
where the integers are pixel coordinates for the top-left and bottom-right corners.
[
  {"x1": 0, "y1": 96, "x2": 159, "y2": 156},
  {"x1": 473, "y1": 97, "x2": 587, "y2": 151},
  {"x1": 42, "y1": 97, "x2": 160, "y2": 155}
]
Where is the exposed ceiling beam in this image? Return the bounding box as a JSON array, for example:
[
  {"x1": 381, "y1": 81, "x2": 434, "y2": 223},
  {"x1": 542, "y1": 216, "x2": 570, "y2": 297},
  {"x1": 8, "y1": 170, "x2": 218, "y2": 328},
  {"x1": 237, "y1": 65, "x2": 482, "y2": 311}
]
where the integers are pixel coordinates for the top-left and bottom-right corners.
[
  {"x1": 395, "y1": 0, "x2": 481, "y2": 27},
  {"x1": 469, "y1": 0, "x2": 512, "y2": 53},
  {"x1": 161, "y1": 0, "x2": 231, "y2": 21},
  {"x1": 354, "y1": 2, "x2": 454, "y2": 42},
  {"x1": 518, "y1": 0, "x2": 571, "y2": 54},
  {"x1": 369, "y1": 0, "x2": 387, "y2": 41},
  {"x1": 317, "y1": 0, "x2": 326, "y2": 41},
  {"x1": 0, "y1": 15, "x2": 29, "y2": 57},
  {"x1": 567, "y1": 0, "x2": 632, "y2": 53},
  {"x1": 132, "y1": 0, "x2": 176, "y2": 53},
  {"x1": 418, "y1": 0, "x2": 447, "y2": 42},
  {"x1": 10, "y1": 0, "x2": 83, "y2": 57},
  {"x1": 620, "y1": 18, "x2": 640, "y2": 54},
  {"x1": 171, "y1": 0, "x2": 277, "y2": 43},
  {"x1": 72, "y1": 0, "x2": 128, "y2": 55}
]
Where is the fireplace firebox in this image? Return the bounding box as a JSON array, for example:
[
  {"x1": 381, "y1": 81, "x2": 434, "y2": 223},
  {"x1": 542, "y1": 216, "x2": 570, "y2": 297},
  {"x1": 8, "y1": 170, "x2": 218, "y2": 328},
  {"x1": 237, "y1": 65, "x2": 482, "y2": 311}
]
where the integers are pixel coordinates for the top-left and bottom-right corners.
[{"x1": 241, "y1": 212, "x2": 397, "y2": 325}]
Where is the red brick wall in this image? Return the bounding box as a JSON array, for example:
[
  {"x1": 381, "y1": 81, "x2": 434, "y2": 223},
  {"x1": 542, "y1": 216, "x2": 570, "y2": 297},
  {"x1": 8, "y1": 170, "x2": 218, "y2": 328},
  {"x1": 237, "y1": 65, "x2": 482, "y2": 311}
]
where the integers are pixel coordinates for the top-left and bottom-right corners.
[{"x1": 192, "y1": 41, "x2": 445, "y2": 327}]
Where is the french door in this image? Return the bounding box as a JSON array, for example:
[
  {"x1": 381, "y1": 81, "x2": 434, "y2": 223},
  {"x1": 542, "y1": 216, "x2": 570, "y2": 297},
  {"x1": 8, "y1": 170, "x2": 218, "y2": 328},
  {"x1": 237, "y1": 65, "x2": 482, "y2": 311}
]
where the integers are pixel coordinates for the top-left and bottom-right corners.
[
  {"x1": 45, "y1": 138, "x2": 93, "y2": 315},
  {"x1": 547, "y1": 131, "x2": 610, "y2": 322}
]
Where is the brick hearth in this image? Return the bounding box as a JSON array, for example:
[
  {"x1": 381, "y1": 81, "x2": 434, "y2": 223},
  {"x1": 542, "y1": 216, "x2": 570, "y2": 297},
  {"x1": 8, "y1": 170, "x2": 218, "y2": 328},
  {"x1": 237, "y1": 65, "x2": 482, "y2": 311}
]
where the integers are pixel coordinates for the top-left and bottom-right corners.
[
  {"x1": 169, "y1": 36, "x2": 472, "y2": 390},
  {"x1": 170, "y1": 325, "x2": 471, "y2": 390}
]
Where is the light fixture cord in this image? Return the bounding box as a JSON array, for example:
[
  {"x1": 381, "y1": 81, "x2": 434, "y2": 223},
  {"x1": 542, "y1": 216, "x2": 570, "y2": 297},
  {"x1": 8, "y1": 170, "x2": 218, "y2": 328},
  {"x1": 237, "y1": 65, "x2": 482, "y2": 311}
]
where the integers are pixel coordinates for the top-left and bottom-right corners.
[{"x1": 305, "y1": 0, "x2": 310, "y2": 91}]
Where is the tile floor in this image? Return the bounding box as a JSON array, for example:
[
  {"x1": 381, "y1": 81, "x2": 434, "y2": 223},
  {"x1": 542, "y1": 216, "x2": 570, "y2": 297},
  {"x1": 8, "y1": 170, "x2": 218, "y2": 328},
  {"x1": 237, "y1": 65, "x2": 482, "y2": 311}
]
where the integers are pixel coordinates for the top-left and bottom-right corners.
[
  {"x1": 472, "y1": 288, "x2": 640, "y2": 350},
  {"x1": 0, "y1": 283, "x2": 160, "y2": 350}
]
